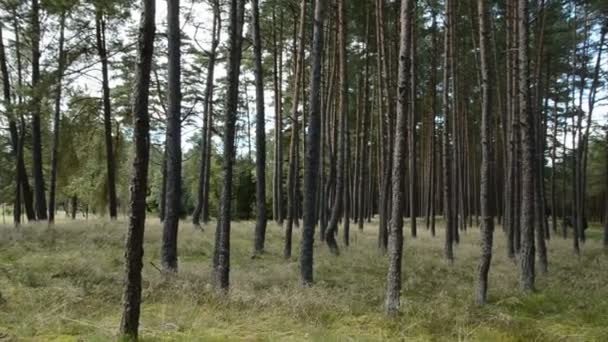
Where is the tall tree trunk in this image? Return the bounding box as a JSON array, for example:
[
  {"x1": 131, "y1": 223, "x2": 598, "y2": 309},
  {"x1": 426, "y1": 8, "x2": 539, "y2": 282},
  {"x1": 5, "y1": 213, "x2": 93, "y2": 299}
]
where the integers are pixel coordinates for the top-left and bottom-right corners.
[
  {"x1": 161, "y1": 0, "x2": 182, "y2": 273},
  {"x1": 252, "y1": 0, "x2": 267, "y2": 255},
  {"x1": 325, "y1": 0, "x2": 348, "y2": 256},
  {"x1": 193, "y1": 1, "x2": 220, "y2": 227},
  {"x1": 96, "y1": 9, "x2": 118, "y2": 219},
  {"x1": 475, "y1": 0, "x2": 495, "y2": 305},
  {"x1": 49, "y1": 12, "x2": 66, "y2": 224},
  {"x1": 442, "y1": 0, "x2": 455, "y2": 262},
  {"x1": 273, "y1": 10, "x2": 285, "y2": 225},
  {"x1": 518, "y1": 0, "x2": 536, "y2": 292},
  {"x1": 301, "y1": 0, "x2": 325, "y2": 285},
  {"x1": 119, "y1": 0, "x2": 155, "y2": 337},
  {"x1": 31, "y1": 0, "x2": 47, "y2": 220},
  {"x1": 284, "y1": 0, "x2": 306, "y2": 259},
  {"x1": 385, "y1": 0, "x2": 412, "y2": 315},
  {"x1": 213, "y1": 0, "x2": 245, "y2": 291},
  {"x1": 409, "y1": 2, "x2": 417, "y2": 238}
]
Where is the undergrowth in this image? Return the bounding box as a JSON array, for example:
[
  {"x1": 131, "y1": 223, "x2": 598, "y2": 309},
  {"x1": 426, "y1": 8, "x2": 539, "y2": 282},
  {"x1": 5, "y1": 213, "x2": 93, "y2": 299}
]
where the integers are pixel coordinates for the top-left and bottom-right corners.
[{"x1": 0, "y1": 218, "x2": 606, "y2": 341}]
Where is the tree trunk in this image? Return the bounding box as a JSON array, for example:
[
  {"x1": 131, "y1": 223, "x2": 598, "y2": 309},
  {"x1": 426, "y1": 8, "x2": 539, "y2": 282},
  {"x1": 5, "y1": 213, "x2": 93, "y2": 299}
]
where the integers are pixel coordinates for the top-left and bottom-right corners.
[
  {"x1": 252, "y1": 0, "x2": 267, "y2": 255},
  {"x1": 518, "y1": 0, "x2": 535, "y2": 292},
  {"x1": 475, "y1": 0, "x2": 495, "y2": 305},
  {"x1": 95, "y1": 9, "x2": 118, "y2": 219},
  {"x1": 119, "y1": 0, "x2": 155, "y2": 337},
  {"x1": 442, "y1": 0, "x2": 454, "y2": 263},
  {"x1": 31, "y1": 0, "x2": 48, "y2": 220},
  {"x1": 385, "y1": 0, "x2": 412, "y2": 315},
  {"x1": 213, "y1": 0, "x2": 245, "y2": 291},
  {"x1": 49, "y1": 12, "x2": 66, "y2": 224},
  {"x1": 273, "y1": 10, "x2": 285, "y2": 225},
  {"x1": 193, "y1": 1, "x2": 220, "y2": 227},
  {"x1": 161, "y1": 0, "x2": 182, "y2": 273},
  {"x1": 301, "y1": 0, "x2": 325, "y2": 285},
  {"x1": 325, "y1": 0, "x2": 348, "y2": 256},
  {"x1": 284, "y1": 0, "x2": 306, "y2": 259}
]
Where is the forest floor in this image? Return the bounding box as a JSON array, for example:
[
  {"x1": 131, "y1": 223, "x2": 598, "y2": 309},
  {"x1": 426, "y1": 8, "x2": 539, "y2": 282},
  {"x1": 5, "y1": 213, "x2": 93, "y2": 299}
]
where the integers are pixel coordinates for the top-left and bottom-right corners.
[{"x1": 0, "y1": 218, "x2": 606, "y2": 341}]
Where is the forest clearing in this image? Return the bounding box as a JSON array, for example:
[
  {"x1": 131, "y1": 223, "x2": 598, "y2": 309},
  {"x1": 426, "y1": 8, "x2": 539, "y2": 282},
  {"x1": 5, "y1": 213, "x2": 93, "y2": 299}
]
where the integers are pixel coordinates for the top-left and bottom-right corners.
[{"x1": 0, "y1": 218, "x2": 606, "y2": 341}]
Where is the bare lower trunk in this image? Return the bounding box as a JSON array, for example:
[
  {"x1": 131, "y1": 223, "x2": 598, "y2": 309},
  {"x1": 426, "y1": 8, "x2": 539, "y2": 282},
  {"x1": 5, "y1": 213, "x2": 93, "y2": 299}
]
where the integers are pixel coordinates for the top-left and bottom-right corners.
[{"x1": 119, "y1": 0, "x2": 155, "y2": 337}]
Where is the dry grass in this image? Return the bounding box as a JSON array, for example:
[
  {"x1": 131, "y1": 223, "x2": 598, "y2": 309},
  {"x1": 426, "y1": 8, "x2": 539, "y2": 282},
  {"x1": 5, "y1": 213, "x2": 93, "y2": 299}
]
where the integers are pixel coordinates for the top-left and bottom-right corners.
[{"x1": 0, "y1": 217, "x2": 606, "y2": 341}]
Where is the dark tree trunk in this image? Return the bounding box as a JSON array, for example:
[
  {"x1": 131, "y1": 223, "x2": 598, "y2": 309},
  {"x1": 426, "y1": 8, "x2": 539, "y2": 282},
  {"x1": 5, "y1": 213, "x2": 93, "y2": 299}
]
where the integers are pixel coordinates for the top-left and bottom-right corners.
[
  {"x1": 442, "y1": 0, "x2": 454, "y2": 263},
  {"x1": 213, "y1": 0, "x2": 245, "y2": 291},
  {"x1": 475, "y1": 0, "x2": 495, "y2": 305},
  {"x1": 193, "y1": 1, "x2": 220, "y2": 227},
  {"x1": 518, "y1": 0, "x2": 536, "y2": 292},
  {"x1": 49, "y1": 12, "x2": 66, "y2": 224},
  {"x1": 159, "y1": 145, "x2": 167, "y2": 222},
  {"x1": 95, "y1": 9, "x2": 118, "y2": 219},
  {"x1": 273, "y1": 10, "x2": 284, "y2": 225},
  {"x1": 119, "y1": 0, "x2": 155, "y2": 337},
  {"x1": 31, "y1": 0, "x2": 47, "y2": 220},
  {"x1": 161, "y1": 0, "x2": 182, "y2": 273},
  {"x1": 408, "y1": 2, "x2": 417, "y2": 239},
  {"x1": 301, "y1": 0, "x2": 325, "y2": 286},
  {"x1": 71, "y1": 195, "x2": 77, "y2": 219},
  {"x1": 251, "y1": 0, "x2": 267, "y2": 255},
  {"x1": 385, "y1": 0, "x2": 412, "y2": 315}
]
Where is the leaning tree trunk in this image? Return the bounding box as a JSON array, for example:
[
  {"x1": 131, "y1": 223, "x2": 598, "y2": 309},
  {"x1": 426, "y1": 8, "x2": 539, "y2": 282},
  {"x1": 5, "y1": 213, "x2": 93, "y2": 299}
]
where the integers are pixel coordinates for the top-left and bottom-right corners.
[
  {"x1": 161, "y1": 0, "x2": 182, "y2": 273},
  {"x1": 49, "y1": 12, "x2": 66, "y2": 224},
  {"x1": 300, "y1": 0, "x2": 325, "y2": 286},
  {"x1": 475, "y1": 0, "x2": 495, "y2": 306},
  {"x1": 385, "y1": 0, "x2": 412, "y2": 315},
  {"x1": 518, "y1": 0, "x2": 536, "y2": 292},
  {"x1": 213, "y1": 0, "x2": 245, "y2": 291},
  {"x1": 119, "y1": 0, "x2": 155, "y2": 338},
  {"x1": 251, "y1": 0, "x2": 267, "y2": 255},
  {"x1": 31, "y1": 0, "x2": 48, "y2": 220},
  {"x1": 325, "y1": 0, "x2": 348, "y2": 256},
  {"x1": 95, "y1": 9, "x2": 118, "y2": 219}
]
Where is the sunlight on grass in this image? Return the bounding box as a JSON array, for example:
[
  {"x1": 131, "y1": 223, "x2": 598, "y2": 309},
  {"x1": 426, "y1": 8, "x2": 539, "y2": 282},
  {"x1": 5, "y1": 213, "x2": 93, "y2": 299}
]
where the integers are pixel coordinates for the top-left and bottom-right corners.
[{"x1": 0, "y1": 218, "x2": 606, "y2": 341}]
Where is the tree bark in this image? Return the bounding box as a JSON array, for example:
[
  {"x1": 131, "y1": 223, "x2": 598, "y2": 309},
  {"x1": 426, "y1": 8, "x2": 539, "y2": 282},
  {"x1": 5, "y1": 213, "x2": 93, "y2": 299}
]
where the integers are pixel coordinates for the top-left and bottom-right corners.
[
  {"x1": 252, "y1": 0, "x2": 267, "y2": 255},
  {"x1": 325, "y1": 0, "x2": 348, "y2": 256},
  {"x1": 213, "y1": 0, "x2": 245, "y2": 291},
  {"x1": 442, "y1": 0, "x2": 454, "y2": 262},
  {"x1": 301, "y1": 0, "x2": 325, "y2": 285},
  {"x1": 161, "y1": 0, "x2": 182, "y2": 273},
  {"x1": 475, "y1": 0, "x2": 495, "y2": 305},
  {"x1": 385, "y1": 0, "x2": 412, "y2": 315},
  {"x1": 284, "y1": 0, "x2": 306, "y2": 259},
  {"x1": 31, "y1": 0, "x2": 48, "y2": 220},
  {"x1": 518, "y1": 0, "x2": 536, "y2": 292},
  {"x1": 119, "y1": 0, "x2": 155, "y2": 337},
  {"x1": 95, "y1": 8, "x2": 118, "y2": 219}
]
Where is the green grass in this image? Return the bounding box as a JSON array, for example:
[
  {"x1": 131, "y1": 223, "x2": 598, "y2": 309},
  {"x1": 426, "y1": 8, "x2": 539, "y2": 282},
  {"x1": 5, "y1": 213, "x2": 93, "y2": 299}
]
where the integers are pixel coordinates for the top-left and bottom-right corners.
[{"x1": 0, "y1": 218, "x2": 606, "y2": 341}]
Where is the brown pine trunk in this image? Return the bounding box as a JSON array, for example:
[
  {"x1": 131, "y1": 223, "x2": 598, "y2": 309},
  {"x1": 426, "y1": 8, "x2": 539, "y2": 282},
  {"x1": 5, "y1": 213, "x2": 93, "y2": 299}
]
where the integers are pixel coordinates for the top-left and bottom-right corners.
[
  {"x1": 476, "y1": 0, "x2": 495, "y2": 305},
  {"x1": 518, "y1": 0, "x2": 536, "y2": 292},
  {"x1": 119, "y1": 0, "x2": 155, "y2": 337},
  {"x1": 213, "y1": 0, "x2": 245, "y2": 291}
]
